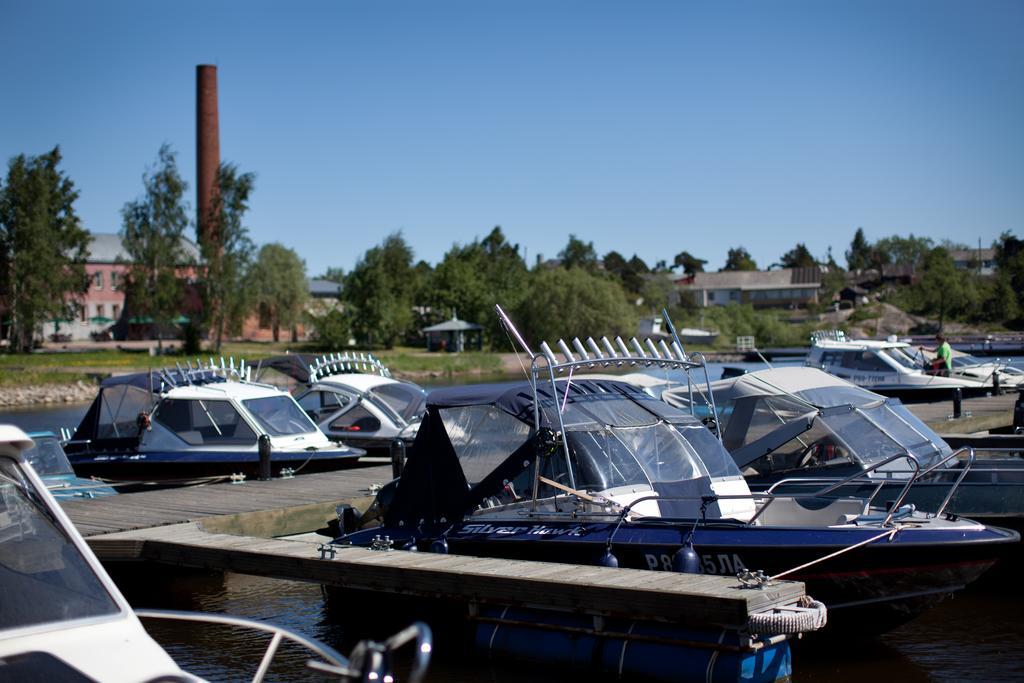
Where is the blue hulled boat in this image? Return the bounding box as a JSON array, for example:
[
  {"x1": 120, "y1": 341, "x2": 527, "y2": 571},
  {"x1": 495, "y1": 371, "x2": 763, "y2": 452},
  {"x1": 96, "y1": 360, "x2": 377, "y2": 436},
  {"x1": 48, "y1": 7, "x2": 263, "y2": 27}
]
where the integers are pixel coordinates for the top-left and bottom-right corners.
[
  {"x1": 661, "y1": 367, "x2": 1024, "y2": 533},
  {"x1": 334, "y1": 309, "x2": 1018, "y2": 635},
  {"x1": 64, "y1": 360, "x2": 364, "y2": 483}
]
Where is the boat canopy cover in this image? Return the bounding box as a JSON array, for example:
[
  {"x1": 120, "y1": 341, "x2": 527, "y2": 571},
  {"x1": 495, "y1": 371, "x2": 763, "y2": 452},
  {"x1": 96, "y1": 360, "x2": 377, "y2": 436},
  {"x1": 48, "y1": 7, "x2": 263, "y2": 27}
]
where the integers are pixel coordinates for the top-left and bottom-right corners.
[
  {"x1": 252, "y1": 355, "x2": 319, "y2": 384},
  {"x1": 68, "y1": 370, "x2": 229, "y2": 449},
  {"x1": 669, "y1": 367, "x2": 952, "y2": 472},
  {"x1": 384, "y1": 379, "x2": 742, "y2": 527},
  {"x1": 99, "y1": 369, "x2": 227, "y2": 391},
  {"x1": 703, "y1": 367, "x2": 884, "y2": 408}
]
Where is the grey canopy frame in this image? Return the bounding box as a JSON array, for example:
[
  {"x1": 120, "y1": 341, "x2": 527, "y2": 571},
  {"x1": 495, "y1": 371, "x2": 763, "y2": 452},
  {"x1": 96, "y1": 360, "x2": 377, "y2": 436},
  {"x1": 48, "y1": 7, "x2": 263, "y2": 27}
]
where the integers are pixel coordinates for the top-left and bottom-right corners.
[{"x1": 494, "y1": 304, "x2": 722, "y2": 504}]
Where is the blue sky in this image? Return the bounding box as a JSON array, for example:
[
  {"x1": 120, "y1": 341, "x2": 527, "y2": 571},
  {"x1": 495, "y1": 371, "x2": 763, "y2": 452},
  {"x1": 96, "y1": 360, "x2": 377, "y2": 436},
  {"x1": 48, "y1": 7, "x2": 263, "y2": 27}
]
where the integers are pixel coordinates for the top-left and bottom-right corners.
[{"x1": 2, "y1": 1, "x2": 1021, "y2": 276}]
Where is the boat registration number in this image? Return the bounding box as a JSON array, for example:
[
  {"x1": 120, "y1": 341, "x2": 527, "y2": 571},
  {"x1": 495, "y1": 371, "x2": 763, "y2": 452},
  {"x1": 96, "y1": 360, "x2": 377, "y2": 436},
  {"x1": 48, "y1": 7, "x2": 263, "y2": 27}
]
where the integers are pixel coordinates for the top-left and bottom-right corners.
[{"x1": 644, "y1": 552, "x2": 747, "y2": 575}]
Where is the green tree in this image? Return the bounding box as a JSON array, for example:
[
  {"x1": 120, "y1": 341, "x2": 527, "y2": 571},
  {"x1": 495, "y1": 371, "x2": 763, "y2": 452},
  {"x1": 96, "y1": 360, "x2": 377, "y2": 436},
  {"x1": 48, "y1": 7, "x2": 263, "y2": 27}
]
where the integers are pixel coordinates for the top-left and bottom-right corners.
[
  {"x1": 989, "y1": 232, "x2": 1024, "y2": 326},
  {"x1": 916, "y1": 247, "x2": 966, "y2": 331},
  {"x1": 602, "y1": 250, "x2": 647, "y2": 295},
  {"x1": 779, "y1": 243, "x2": 816, "y2": 269},
  {"x1": 845, "y1": 227, "x2": 872, "y2": 271},
  {"x1": 514, "y1": 267, "x2": 637, "y2": 344},
  {"x1": 722, "y1": 246, "x2": 757, "y2": 271},
  {"x1": 429, "y1": 226, "x2": 527, "y2": 346},
  {"x1": 344, "y1": 233, "x2": 416, "y2": 348},
  {"x1": 200, "y1": 162, "x2": 256, "y2": 351},
  {"x1": 248, "y1": 243, "x2": 308, "y2": 342},
  {"x1": 120, "y1": 144, "x2": 190, "y2": 352},
  {"x1": 305, "y1": 307, "x2": 351, "y2": 350},
  {"x1": 558, "y1": 234, "x2": 598, "y2": 271},
  {"x1": 0, "y1": 147, "x2": 90, "y2": 352},
  {"x1": 320, "y1": 267, "x2": 345, "y2": 284},
  {"x1": 874, "y1": 234, "x2": 933, "y2": 267},
  {"x1": 673, "y1": 251, "x2": 706, "y2": 276}
]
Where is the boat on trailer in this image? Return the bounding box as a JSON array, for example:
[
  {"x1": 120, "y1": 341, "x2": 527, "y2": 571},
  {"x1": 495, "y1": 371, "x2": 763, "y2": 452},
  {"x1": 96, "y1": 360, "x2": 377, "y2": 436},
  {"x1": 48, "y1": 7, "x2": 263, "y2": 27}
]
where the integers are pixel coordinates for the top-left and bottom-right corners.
[
  {"x1": 64, "y1": 359, "x2": 364, "y2": 484},
  {"x1": 0, "y1": 425, "x2": 431, "y2": 682},
  {"x1": 661, "y1": 366, "x2": 1024, "y2": 532},
  {"x1": 333, "y1": 307, "x2": 1018, "y2": 636}
]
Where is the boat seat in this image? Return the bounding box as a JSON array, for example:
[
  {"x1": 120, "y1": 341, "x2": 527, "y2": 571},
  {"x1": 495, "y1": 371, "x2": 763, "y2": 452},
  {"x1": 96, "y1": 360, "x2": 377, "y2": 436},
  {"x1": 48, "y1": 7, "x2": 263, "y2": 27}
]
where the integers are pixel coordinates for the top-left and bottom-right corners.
[{"x1": 757, "y1": 496, "x2": 869, "y2": 527}]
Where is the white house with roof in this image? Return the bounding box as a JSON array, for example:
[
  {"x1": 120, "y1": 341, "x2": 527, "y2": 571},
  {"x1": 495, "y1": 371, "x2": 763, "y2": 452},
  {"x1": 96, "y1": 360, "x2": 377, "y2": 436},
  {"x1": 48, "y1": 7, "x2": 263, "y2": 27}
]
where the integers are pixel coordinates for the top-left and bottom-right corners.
[
  {"x1": 675, "y1": 267, "x2": 822, "y2": 308},
  {"x1": 949, "y1": 248, "x2": 996, "y2": 276}
]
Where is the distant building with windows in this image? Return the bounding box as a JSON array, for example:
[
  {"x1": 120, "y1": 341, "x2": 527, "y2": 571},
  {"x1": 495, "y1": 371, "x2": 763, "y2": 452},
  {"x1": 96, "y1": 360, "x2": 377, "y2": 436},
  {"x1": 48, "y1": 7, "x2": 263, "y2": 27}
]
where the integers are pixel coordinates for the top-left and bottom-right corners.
[
  {"x1": 42, "y1": 232, "x2": 341, "y2": 344},
  {"x1": 949, "y1": 248, "x2": 996, "y2": 276},
  {"x1": 42, "y1": 232, "x2": 201, "y2": 342},
  {"x1": 674, "y1": 267, "x2": 822, "y2": 308}
]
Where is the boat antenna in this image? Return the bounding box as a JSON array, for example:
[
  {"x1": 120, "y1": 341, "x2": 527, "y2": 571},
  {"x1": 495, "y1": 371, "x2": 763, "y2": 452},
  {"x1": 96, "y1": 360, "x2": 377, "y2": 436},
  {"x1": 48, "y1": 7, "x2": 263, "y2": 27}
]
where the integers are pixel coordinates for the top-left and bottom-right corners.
[{"x1": 496, "y1": 304, "x2": 535, "y2": 383}]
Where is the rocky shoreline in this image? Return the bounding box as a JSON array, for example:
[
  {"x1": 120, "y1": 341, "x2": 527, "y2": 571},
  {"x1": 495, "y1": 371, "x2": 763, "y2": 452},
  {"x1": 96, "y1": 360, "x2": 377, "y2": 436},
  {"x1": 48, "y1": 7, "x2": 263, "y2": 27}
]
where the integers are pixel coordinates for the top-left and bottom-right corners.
[{"x1": 0, "y1": 381, "x2": 97, "y2": 408}]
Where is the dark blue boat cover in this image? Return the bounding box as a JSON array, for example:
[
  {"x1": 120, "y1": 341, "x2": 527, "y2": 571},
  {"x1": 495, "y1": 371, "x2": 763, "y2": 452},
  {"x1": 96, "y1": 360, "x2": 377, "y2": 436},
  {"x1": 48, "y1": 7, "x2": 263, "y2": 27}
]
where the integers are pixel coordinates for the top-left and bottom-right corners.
[{"x1": 426, "y1": 379, "x2": 667, "y2": 426}]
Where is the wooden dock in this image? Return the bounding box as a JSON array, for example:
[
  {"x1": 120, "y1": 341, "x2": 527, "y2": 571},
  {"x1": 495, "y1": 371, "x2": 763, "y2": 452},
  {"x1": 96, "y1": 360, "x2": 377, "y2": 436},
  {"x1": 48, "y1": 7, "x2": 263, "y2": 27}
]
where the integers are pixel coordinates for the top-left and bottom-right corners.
[
  {"x1": 88, "y1": 520, "x2": 802, "y2": 629},
  {"x1": 61, "y1": 466, "x2": 807, "y2": 633},
  {"x1": 62, "y1": 464, "x2": 393, "y2": 537}
]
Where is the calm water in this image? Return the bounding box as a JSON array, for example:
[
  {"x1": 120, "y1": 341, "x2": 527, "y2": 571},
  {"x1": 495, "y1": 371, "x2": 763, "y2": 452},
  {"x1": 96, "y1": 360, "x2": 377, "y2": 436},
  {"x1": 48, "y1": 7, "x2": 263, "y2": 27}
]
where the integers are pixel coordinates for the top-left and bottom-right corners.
[
  {"x1": 114, "y1": 568, "x2": 1024, "y2": 682},
  {"x1": 5, "y1": 366, "x2": 1024, "y2": 681}
]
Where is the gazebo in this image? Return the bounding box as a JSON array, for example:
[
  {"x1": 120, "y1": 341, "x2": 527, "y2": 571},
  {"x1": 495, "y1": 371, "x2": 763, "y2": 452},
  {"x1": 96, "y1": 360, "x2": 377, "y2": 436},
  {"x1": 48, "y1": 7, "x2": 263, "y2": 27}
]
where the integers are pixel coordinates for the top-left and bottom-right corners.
[{"x1": 423, "y1": 315, "x2": 483, "y2": 352}]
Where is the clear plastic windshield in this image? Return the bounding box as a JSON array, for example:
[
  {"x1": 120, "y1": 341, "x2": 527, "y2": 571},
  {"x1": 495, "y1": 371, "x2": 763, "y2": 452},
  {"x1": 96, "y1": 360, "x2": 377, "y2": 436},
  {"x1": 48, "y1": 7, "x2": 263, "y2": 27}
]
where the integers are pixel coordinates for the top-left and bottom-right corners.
[
  {"x1": 369, "y1": 384, "x2": 427, "y2": 424},
  {"x1": 818, "y1": 401, "x2": 948, "y2": 470},
  {"x1": 561, "y1": 397, "x2": 741, "y2": 488},
  {"x1": 0, "y1": 457, "x2": 120, "y2": 630},
  {"x1": 23, "y1": 437, "x2": 74, "y2": 477},
  {"x1": 882, "y1": 347, "x2": 922, "y2": 370},
  {"x1": 242, "y1": 396, "x2": 319, "y2": 436}
]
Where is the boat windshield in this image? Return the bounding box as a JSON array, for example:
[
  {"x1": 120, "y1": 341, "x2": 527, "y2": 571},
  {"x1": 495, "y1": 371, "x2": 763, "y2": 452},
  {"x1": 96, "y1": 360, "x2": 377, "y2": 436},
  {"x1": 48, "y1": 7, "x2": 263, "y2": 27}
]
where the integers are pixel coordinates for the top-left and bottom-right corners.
[
  {"x1": 815, "y1": 401, "x2": 947, "y2": 471},
  {"x1": 243, "y1": 396, "x2": 319, "y2": 436},
  {"x1": 23, "y1": 436, "x2": 74, "y2": 477},
  {"x1": 368, "y1": 384, "x2": 427, "y2": 423},
  {"x1": 559, "y1": 396, "x2": 741, "y2": 486},
  {"x1": 881, "y1": 347, "x2": 922, "y2": 370},
  {"x1": 721, "y1": 390, "x2": 948, "y2": 474},
  {"x1": 0, "y1": 457, "x2": 120, "y2": 631}
]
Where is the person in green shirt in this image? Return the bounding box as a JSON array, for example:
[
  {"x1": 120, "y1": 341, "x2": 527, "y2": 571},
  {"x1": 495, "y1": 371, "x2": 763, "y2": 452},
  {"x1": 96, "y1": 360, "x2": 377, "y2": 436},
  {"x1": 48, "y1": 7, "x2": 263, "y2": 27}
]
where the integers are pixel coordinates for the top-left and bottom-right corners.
[{"x1": 920, "y1": 334, "x2": 952, "y2": 376}]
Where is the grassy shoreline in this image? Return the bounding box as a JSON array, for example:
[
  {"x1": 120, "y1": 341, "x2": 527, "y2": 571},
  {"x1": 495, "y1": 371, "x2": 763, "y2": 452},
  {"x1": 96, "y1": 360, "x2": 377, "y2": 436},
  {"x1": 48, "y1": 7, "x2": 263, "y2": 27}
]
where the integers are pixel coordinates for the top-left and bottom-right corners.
[{"x1": 0, "y1": 345, "x2": 509, "y2": 389}]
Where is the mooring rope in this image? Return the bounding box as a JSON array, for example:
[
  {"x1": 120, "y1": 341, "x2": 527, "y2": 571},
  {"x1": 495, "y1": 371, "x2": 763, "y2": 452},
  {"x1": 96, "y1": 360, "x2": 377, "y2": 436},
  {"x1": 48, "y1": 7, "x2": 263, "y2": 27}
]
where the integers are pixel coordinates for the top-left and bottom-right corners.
[
  {"x1": 748, "y1": 596, "x2": 829, "y2": 635},
  {"x1": 769, "y1": 526, "x2": 900, "y2": 582}
]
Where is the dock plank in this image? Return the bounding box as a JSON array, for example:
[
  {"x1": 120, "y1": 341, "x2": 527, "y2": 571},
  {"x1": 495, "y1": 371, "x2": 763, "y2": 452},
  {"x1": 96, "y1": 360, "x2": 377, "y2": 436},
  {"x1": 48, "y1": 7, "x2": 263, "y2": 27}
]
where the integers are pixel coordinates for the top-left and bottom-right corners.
[
  {"x1": 87, "y1": 521, "x2": 805, "y2": 629},
  {"x1": 62, "y1": 464, "x2": 393, "y2": 535}
]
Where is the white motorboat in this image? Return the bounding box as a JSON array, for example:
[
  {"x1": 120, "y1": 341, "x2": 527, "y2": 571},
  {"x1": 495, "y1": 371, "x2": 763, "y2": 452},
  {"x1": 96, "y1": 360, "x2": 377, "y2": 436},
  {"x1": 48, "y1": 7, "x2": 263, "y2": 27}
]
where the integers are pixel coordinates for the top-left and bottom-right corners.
[
  {"x1": 64, "y1": 359, "x2": 364, "y2": 483},
  {"x1": 260, "y1": 353, "x2": 427, "y2": 457},
  {"x1": 0, "y1": 425, "x2": 432, "y2": 682},
  {"x1": 920, "y1": 347, "x2": 1024, "y2": 388},
  {"x1": 806, "y1": 331, "x2": 992, "y2": 399}
]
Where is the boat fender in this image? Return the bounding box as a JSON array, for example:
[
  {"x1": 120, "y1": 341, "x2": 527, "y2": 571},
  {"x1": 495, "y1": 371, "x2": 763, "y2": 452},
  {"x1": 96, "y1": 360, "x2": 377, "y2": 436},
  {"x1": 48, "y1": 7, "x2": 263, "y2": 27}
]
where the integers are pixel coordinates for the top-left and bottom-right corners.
[
  {"x1": 671, "y1": 541, "x2": 700, "y2": 574},
  {"x1": 429, "y1": 537, "x2": 449, "y2": 554},
  {"x1": 598, "y1": 549, "x2": 619, "y2": 568}
]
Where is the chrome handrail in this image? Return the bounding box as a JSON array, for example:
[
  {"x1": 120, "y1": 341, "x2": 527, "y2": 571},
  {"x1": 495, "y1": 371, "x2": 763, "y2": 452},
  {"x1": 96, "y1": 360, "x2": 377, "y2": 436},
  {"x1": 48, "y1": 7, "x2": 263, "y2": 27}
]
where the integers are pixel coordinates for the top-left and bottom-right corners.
[
  {"x1": 762, "y1": 450, "x2": 923, "y2": 525},
  {"x1": 765, "y1": 445, "x2": 976, "y2": 519},
  {"x1": 135, "y1": 609, "x2": 431, "y2": 683},
  {"x1": 934, "y1": 447, "x2": 974, "y2": 517}
]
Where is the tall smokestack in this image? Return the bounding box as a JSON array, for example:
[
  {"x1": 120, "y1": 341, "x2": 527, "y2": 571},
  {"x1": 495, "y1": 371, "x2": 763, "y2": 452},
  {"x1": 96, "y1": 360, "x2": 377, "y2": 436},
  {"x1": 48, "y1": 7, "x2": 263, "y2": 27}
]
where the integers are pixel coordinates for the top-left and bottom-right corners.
[{"x1": 196, "y1": 65, "x2": 220, "y2": 245}]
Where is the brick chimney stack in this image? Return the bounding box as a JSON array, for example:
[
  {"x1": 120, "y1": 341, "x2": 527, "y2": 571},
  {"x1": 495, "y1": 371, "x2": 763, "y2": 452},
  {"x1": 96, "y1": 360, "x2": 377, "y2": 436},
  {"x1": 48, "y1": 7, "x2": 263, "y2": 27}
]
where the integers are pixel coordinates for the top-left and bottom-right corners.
[{"x1": 196, "y1": 65, "x2": 220, "y2": 246}]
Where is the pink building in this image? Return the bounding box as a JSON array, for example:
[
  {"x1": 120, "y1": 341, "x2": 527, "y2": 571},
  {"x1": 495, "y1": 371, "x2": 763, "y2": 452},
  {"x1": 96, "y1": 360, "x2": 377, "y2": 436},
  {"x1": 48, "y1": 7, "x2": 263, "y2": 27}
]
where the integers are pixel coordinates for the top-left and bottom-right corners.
[{"x1": 42, "y1": 233, "x2": 200, "y2": 342}]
